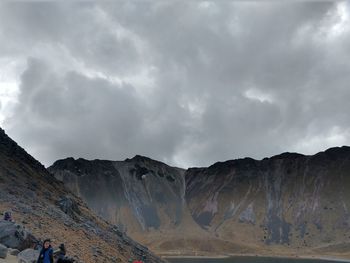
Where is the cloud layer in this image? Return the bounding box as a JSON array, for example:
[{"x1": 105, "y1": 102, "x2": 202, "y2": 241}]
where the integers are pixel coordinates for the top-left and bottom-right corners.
[{"x1": 1, "y1": 2, "x2": 350, "y2": 168}]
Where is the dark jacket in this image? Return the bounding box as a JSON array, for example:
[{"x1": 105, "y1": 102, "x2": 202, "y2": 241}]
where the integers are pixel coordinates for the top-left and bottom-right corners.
[
  {"x1": 3, "y1": 212, "x2": 12, "y2": 221},
  {"x1": 56, "y1": 250, "x2": 66, "y2": 263},
  {"x1": 37, "y1": 247, "x2": 54, "y2": 263}
]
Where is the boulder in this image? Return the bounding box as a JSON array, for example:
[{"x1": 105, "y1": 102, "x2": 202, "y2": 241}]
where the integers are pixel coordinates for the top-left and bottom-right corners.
[
  {"x1": 0, "y1": 221, "x2": 37, "y2": 250},
  {"x1": 17, "y1": 248, "x2": 39, "y2": 263},
  {"x1": 0, "y1": 243, "x2": 8, "y2": 259}
]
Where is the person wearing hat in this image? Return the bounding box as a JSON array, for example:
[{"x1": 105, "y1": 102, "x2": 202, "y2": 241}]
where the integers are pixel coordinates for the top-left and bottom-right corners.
[{"x1": 37, "y1": 239, "x2": 54, "y2": 263}]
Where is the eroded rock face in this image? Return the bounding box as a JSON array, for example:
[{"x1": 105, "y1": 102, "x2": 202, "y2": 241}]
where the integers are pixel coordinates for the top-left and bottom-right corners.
[
  {"x1": 185, "y1": 147, "x2": 350, "y2": 247},
  {"x1": 49, "y1": 146, "x2": 350, "y2": 252},
  {"x1": 49, "y1": 156, "x2": 186, "y2": 232},
  {"x1": 239, "y1": 203, "x2": 256, "y2": 225}
]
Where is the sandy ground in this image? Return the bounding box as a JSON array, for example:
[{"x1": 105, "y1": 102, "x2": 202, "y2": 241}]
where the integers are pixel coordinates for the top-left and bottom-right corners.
[{"x1": 0, "y1": 254, "x2": 17, "y2": 263}]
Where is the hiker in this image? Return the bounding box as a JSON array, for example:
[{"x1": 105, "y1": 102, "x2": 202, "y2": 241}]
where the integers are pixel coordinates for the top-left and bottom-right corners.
[
  {"x1": 55, "y1": 243, "x2": 74, "y2": 263},
  {"x1": 37, "y1": 239, "x2": 54, "y2": 263},
  {"x1": 3, "y1": 211, "x2": 12, "y2": 221},
  {"x1": 55, "y1": 243, "x2": 66, "y2": 263},
  {"x1": 54, "y1": 243, "x2": 74, "y2": 263}
]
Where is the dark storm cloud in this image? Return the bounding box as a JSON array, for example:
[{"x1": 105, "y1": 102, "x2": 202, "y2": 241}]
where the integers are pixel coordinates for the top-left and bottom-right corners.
[
  {"x1": 1, "y1": 1, "x2": 350, "y2": 167},
  {"x1": 8, "y1": 58, "x2": 188, "y2": 164}
]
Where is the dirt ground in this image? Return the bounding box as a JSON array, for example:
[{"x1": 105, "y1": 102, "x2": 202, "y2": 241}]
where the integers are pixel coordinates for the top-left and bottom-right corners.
[{"x1": 0, "y1": 254, "x2": 17, "y2": 263}]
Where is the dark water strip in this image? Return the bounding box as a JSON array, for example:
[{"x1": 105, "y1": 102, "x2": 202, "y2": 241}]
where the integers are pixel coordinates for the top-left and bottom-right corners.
[{"x1": 166, "y1": 256, "x2": 347, "y2": 263}]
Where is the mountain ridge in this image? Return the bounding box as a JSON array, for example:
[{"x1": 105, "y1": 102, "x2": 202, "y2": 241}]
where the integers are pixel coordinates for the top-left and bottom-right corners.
[
  {"x1": 49, "y1": 144, "x2": 350, "y2": 258},
  {"x1": 51, "y1": 145, "x2": 350, "y2": 171}
]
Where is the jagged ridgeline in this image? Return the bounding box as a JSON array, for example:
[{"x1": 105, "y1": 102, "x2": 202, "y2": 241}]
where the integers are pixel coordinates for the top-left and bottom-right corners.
[
  {"x1": 49, "y1": 146, "x2": 350, "y2": 258},
  {"x1": 0, "y1": 127, "x2": 165, "y2": 263}
]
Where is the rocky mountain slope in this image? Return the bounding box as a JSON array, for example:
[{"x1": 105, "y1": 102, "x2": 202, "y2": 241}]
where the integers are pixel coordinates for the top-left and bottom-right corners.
[
  {"x1": 50, "y1": 156, "x2": 186, "y2": 234},
  {"x1": 0, "y1": 127, "x2": 165, "y2": 263},
  {"x1": 185, "y1": 149, "x2": 350, "y2": 255},
  {"x1": 49, "y1": 147, "x2": 350, "y2": 259}
]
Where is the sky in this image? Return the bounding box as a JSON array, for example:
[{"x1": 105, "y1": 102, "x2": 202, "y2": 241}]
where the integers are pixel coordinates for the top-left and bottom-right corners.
[{"x1": 0, "y1": 1, "x2": 350, "y2": 168}]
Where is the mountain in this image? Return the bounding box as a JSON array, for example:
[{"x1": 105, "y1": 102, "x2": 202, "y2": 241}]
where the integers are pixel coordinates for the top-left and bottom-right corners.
[
  {"x1": 49, "y1": 155, "x2": 187, "y2": 233},
  {"x1": 0, "y1": 127, "x2": 165, "y2": 263},
  {"x1": 49, "y1": 147, "x2": 350, "y2": 259}
]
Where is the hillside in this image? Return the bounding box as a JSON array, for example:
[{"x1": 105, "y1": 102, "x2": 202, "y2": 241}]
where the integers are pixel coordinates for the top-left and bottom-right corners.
[{"x1": 0, "y1": 127, "x2": 165, "y2": 263}]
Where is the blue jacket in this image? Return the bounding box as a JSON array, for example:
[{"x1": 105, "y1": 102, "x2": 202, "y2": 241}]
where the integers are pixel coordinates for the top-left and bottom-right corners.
[{"x1": 37, "y1": 247, "x2": 54, "y2": 263}]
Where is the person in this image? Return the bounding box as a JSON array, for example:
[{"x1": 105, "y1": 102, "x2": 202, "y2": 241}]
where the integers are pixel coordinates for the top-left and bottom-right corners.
[
  {"x1": 3, "y1": 211, "x2": 12, "y2": 221},
  {"x1": 54, "y1": 243, "x2": 74, "y2": 263},
  {"x1": 37, "y1": 239, "x2": 54, "y2": 263},
  {"x1": 56, "y1": 243, "x2": 72, "y2": 263},
  {"x1": 54, "y1": 243, "x2": 66, "y2": 263}
]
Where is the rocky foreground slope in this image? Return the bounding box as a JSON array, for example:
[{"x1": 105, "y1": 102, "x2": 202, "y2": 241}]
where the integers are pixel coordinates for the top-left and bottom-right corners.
[
  {"x1": 49, "y1": 147, "x2": 350, "y2": 259},
  {"x1": 0, "y1": 128, "x2": 165, "y2": 263}
]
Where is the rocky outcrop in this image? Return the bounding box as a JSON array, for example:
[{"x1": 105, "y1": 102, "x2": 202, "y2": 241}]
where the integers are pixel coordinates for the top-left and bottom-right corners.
[
  {"x1": 17, "y1": 248, "x2": 39, "y2": 263},
  {"x1": 57, "y1": 196, "x2": 81, "y2": 220},
  {"x1": 0, "y1": 221, "x2": 37, "y2": 250}
]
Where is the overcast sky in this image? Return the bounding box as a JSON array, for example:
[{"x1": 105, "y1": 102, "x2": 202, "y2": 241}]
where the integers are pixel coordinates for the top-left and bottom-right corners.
[{"x1": 0, "y1": 2, "x2": 350, "y2": 168}]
